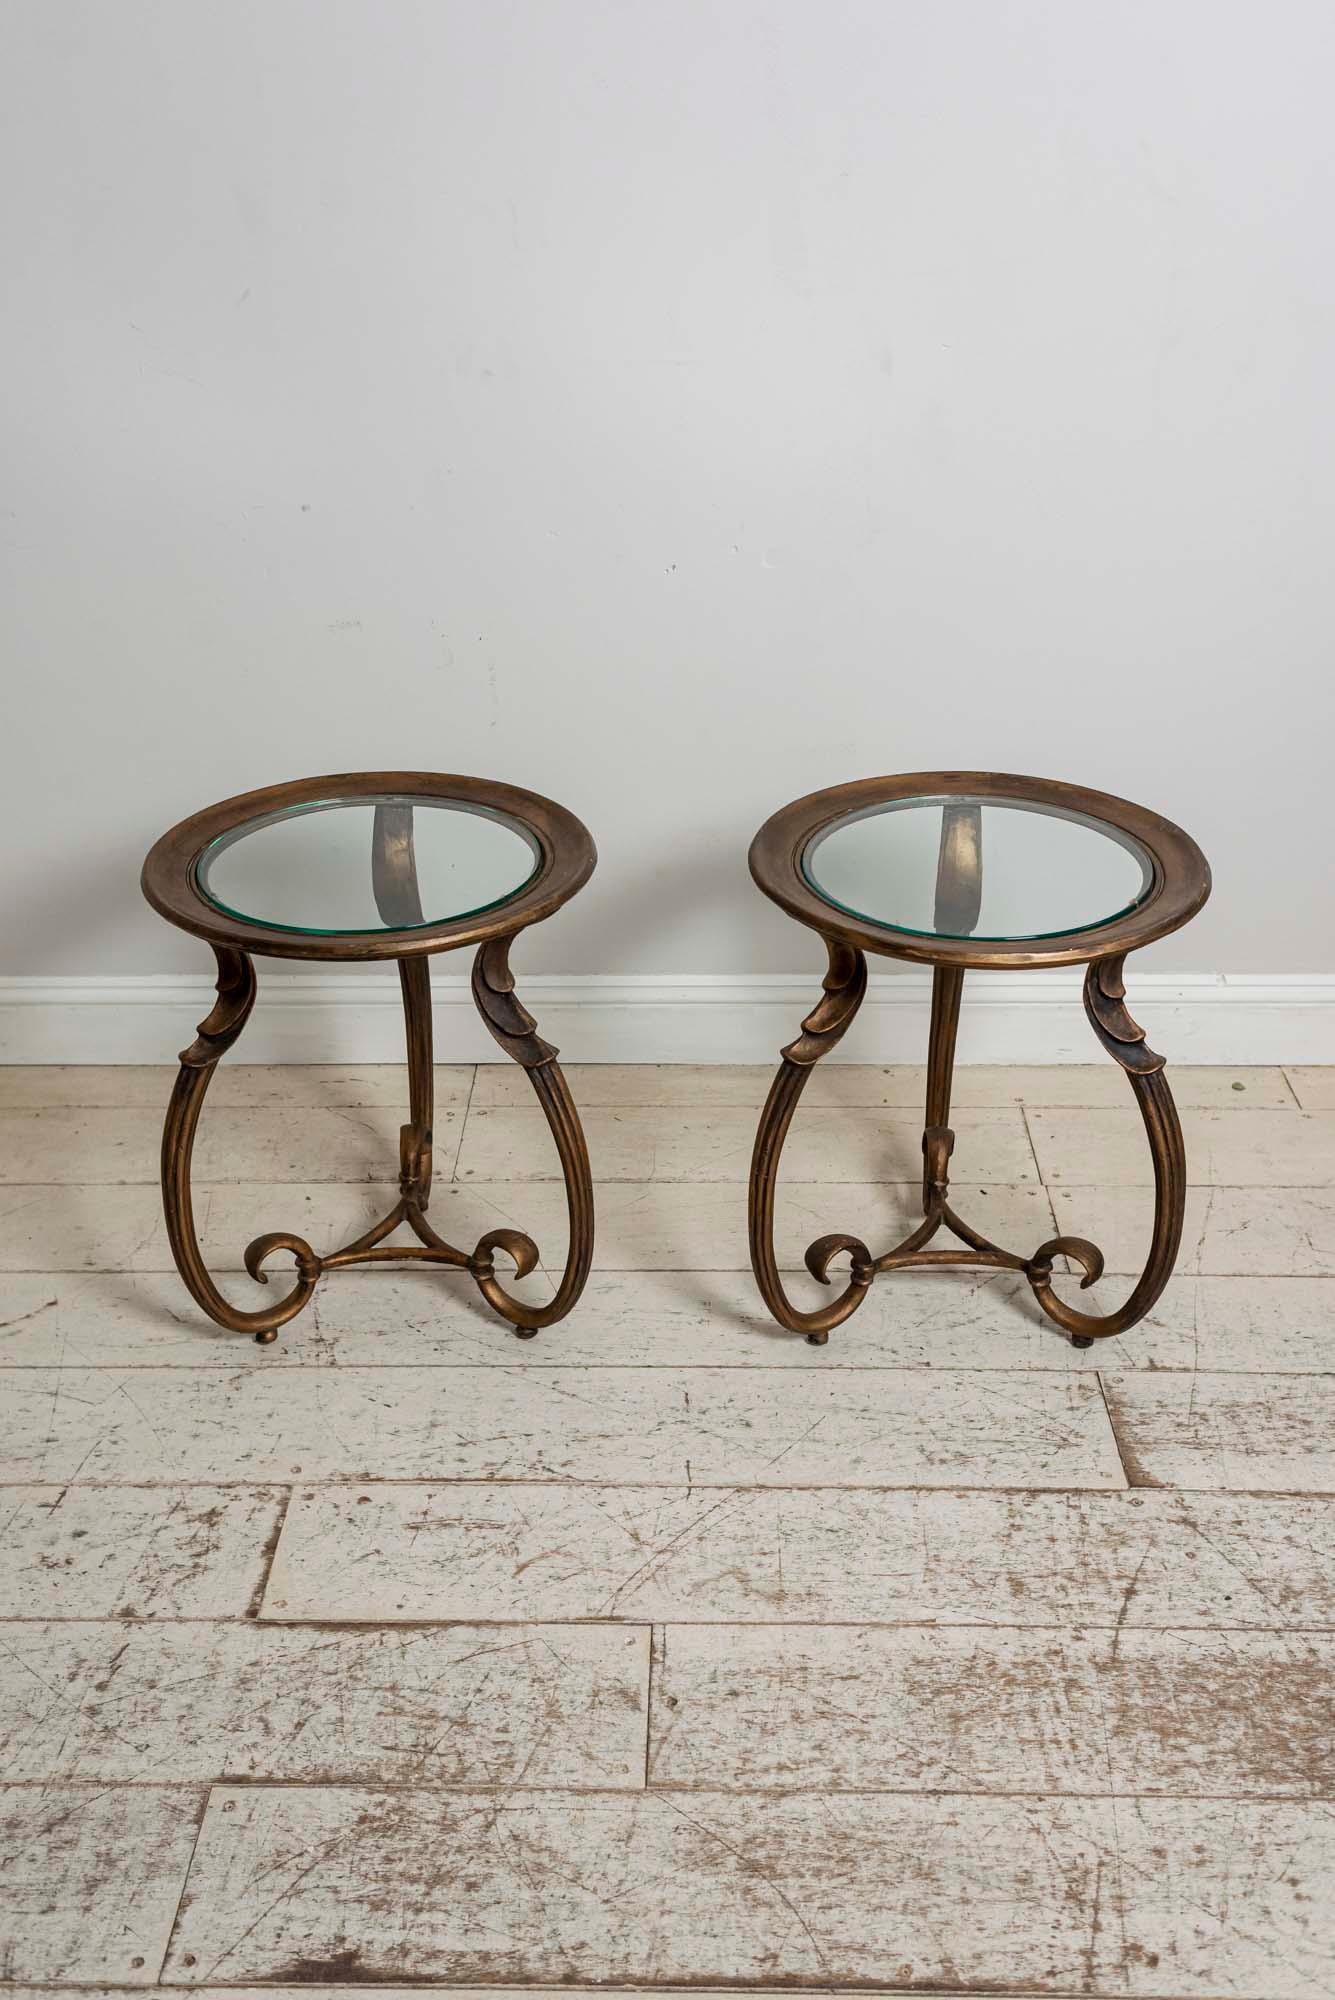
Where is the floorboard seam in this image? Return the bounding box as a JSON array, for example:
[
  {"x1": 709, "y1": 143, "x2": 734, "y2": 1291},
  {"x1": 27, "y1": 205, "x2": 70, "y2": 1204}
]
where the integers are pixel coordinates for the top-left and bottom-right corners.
[
  {"x1": 10, "y1": 1479, "x2": 1334, "y2": 1495},
  {"x1": 451, "y1": 1062, "x2": 480, "y2": 1185},
  {"x1": 7, "y1": 1361, "x2": 1335, "y2": 1374},
  {"x1": 1096, "y1": 1372, "x2": 1142, "y2": 1489},
  {"x1": 3, "y1": 1783, "x2": 1335, "y2": 1808},
  {"x1": 245, "y1": 1486, "x2": 291, "y2": 1620},
  {"x1": 152, "y1": 1783, "x2": 212, "y2": 1984},
  {"x1": 1280, "y1": 1067, "x2": 1308, "y2": 1109},
  {"x1": 1018, "y1": 1103, "x2": 1047, "y2": 1187},
  {"x1": 6, "y1": 1261, "x2": 1335, "y2": 1276},
  {"x1": 20, "y1": 1173, "x2": 1335, "y2": 1186}
]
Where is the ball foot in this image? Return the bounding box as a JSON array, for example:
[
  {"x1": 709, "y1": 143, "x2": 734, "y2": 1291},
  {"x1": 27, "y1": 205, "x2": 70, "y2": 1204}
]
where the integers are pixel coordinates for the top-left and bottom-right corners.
[
  {"x1": 805, "y1": 1330, "x2": 830, "y2": 1347},
  {"x1": 1069, "y1": 1333, "x2": 1095, "y2": 1349}
]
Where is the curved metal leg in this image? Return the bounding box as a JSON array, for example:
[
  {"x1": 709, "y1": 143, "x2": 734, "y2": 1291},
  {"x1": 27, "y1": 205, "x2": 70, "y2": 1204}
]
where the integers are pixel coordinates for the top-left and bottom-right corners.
[
  {"x1": 369, "y1": 799, "x2": 434, "y2": 1213},
  {"x1": 466, "y1": 937, "x2": 594, "y2": 1335},
  {"x1": 396, "y1": 956, "x2": 434, "y2": 1210},
  {"x1": 1027, "y1": 955, "x2": 1186, "y2": 1344},
  {"x1": 748, "y1": 939, "x2": 873, "y2": 1344},
  {"x1": 161, "y1": 948, "x2": 320, "y2": 1343},
  {"x1": 922, "y1": 963, "x2": 963, "y2": 1209},
  {"x1": 161, "y1": 863, "x2": 594, "y2": 1342}
]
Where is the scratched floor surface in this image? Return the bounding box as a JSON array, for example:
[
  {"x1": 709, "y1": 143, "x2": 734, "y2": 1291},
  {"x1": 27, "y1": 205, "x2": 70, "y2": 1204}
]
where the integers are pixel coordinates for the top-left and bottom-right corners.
[{"x1": 2, "y1": 1059, "x2": 1334, "y2": 1999}]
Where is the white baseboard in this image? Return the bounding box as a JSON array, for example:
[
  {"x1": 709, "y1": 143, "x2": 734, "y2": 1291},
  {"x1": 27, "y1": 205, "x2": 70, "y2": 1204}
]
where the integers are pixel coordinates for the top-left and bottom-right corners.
[{"x1": 0, "y1": 971, "x2": 1332, "y2": 1066}]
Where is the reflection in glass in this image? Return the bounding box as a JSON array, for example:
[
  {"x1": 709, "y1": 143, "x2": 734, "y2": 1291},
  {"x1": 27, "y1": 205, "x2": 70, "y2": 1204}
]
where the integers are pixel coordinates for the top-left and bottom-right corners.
[
  {"x1": 802, "y1": 794, "x2": 1154, "y2": 942},
  {"x1": 196, "y1": 794, "x2": 541, "y2": 936}
]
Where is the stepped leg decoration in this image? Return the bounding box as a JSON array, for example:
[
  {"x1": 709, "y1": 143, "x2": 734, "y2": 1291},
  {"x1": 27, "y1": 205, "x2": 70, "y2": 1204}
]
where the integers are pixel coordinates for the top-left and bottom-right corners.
[
  {"x1": 1025, "y1": 956, "x2": 1185, "y2": 1344},
  {"x1": 159, "y1": 805, "x2": 593, "y2": 1343},
  {"x1": 463, "y1": 938, "x2": 595, "y2": 1334},
  {"x1": 748, "y1": 938, "x2": 874, "y2": 1344},
  {"x1": 160, "y1": 946, "x2": 321, "y2": 1343}
]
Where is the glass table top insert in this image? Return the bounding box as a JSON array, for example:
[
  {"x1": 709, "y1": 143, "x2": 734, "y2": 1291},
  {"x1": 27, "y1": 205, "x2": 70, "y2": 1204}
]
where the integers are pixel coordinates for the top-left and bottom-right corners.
[
  {"x1": 801, "y1": 793, "x2": 1155, "y2": 942},
  {"x1": 195, "y1": 794, "x2": 542, "y2": 935}
]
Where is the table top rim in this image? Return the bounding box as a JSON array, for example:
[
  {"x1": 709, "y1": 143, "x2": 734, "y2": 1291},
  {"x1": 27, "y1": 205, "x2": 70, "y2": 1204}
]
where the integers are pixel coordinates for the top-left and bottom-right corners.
[
  {"x1": 141, "y1": 770, "x2": 597, "y2": 961},
  {"x1": 749, "y1": 770, "x2": 1211, "y2": 969}
]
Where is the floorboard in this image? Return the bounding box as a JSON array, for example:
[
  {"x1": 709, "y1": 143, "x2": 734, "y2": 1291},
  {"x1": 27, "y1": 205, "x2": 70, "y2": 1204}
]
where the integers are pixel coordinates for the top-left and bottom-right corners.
[
  {"x1": 0, "y1": 1362, "x2": 1126, "y2": 1489},
  {"x1": 262, "y1": 1483, "x2": 1335, "y2": 1626},
  {"x1": 1, "y1": 1062, "x2": 1333, "y2": 1996},
  {"x1": 4, "y1": 1267, "x2": 1332, "y2": 1371},
  {"x1": 0, "y1": 1621, "x2": 648, "y2": 1785},
  {"x1": 159, "y1": 1785, "x2": 1335, "y2": 1992}
]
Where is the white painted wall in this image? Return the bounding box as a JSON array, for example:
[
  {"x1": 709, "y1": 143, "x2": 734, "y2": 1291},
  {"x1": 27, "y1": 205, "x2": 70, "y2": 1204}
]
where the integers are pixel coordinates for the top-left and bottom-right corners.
[{"x1": 4, "y1": 0, "x2": 1333, "y2": 990}]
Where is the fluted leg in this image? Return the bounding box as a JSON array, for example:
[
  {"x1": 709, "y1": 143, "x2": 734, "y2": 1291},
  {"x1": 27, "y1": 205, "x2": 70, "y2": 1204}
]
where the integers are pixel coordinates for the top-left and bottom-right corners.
[
  {"x1": 748, "y1": 938, "x2": 873, "y2": 1343},
  {"x1": 397, "y1": 956, "x2": 434, "y2": 1209},
  {"x1": 1027, "y1": 955, "x2": 1186, "y2": 1343},
  {"x1": 466, "y1": 936, "x2": 594, "y2": 1334},
  {"x1": 160, "y1": 947, "x2": 320, "y2": 1343},
  {"x1": 370, "y1": 799, "x2": 435, "y2": 1211},
  {"x1": 922, "y1": 965, "x2": 964, "y2": 1210}
]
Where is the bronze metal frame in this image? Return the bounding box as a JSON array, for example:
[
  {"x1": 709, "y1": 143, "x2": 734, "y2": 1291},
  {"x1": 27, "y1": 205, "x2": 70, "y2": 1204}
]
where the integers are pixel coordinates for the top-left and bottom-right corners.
[
  {"x1": 747, "y1": 771, "x2": 1211, "y2": 1347},
  {"x1": 143, "y1": 772, "x2": 596, "y2": 1344}
]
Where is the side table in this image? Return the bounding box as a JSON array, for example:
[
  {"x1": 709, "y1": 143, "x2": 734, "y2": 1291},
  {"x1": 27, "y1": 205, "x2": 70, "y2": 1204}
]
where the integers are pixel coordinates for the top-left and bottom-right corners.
[
  {"x1": 142, "y1": 772, "x2": 596, "y2": 1343},
  {"x1": 747, "y1": 772, "x2": 1210, "y2": 1346}
]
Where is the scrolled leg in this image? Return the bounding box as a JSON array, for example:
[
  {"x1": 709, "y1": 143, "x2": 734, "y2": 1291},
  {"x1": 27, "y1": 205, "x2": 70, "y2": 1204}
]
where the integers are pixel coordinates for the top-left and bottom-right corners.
[
  {"x1": 161, "y1": 947, "x2": 320, "y2": 1343},
  {"x1": 1027, "y1": 955, "x2": 1186, "y2": 1343},
  {"x1": 467, "y1": 936, "x2": 594, "y2": 1334},
  {"x1": 748, "y1": 938, "x2": 873, "y2": 1343}
]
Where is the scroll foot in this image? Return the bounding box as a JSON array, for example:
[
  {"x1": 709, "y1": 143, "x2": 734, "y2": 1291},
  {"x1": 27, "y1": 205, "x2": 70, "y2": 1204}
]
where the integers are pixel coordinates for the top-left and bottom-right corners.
[
  {"x1": 160, "y1": 949, "x2": 321, "y2": 1341},
  {"x1": 1025, "y1": 956, "x2": 1186, "y2": 1342},
  {"x1": 748, "y1": 940, "x2": 874, "y2": 1338},
  {"x1": 468, "y1": 938, "x2": 594, "y2": 1331}
]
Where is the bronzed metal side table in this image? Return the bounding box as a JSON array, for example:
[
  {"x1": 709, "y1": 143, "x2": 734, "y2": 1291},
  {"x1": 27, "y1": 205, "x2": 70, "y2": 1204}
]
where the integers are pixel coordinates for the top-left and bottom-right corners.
[
  {"x1": 747, "y1": 772, "x2": 1211, "y2": 1347},
  {"x1": 142, "y1": 772, "x2": 595, "y2": 1343}
]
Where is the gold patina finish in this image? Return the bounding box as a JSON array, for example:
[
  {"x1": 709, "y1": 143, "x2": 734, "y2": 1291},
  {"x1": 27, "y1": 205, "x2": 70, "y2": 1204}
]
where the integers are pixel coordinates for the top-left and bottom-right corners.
[
  {"x1": 747, "y1": 770, "x2": 1211, "y2": 1347},
  {"x1": 143, "y1": 771, "x2": 596, "y2": 1344}
]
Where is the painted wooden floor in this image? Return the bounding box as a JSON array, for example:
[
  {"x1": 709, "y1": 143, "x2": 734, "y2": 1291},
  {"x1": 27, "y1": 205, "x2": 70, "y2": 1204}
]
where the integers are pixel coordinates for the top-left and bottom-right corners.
[{"x1": 1, "y1": 1059, "x2": 1334, "y2": 1999}]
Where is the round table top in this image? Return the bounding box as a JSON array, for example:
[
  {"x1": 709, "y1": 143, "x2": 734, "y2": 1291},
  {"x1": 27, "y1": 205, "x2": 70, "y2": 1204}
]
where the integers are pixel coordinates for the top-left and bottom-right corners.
[
  {"x1": 749, "y1": 772, "x2": 1210, "y2": 968},
  {"x1": 142, "y1": 772, "x2": 596, "y2": 961}
]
